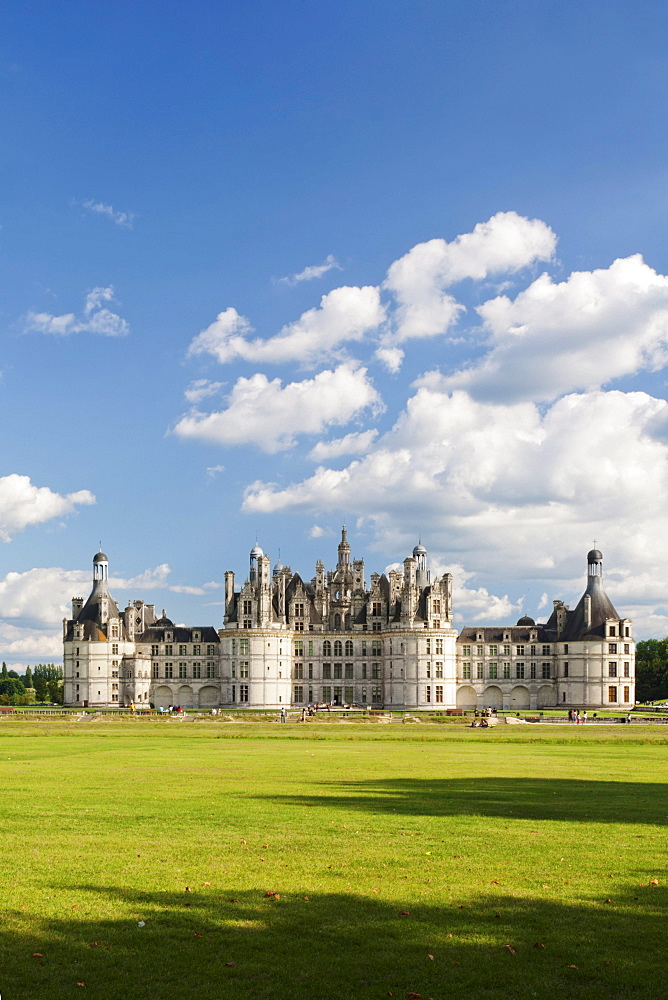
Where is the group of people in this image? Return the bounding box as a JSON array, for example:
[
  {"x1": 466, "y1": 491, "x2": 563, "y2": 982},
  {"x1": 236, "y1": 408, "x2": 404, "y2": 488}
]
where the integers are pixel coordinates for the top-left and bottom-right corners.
[{"x1": 569, "y1": 709, "x2": 587, "y2": 724}]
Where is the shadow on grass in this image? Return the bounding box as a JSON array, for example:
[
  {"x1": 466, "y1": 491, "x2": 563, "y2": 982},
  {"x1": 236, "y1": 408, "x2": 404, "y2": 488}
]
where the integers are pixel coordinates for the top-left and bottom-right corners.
[
  {"x1": 261, "y1": 777, "x2": 668, "y2": 825},
  {"x1": 1, "y1": 881, "x2": 666, "y2": 1000}
]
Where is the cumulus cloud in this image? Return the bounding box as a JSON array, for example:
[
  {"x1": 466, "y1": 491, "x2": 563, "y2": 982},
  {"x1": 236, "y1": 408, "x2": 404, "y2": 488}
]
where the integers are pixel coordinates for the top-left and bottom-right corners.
[
  {"x1": 24, "y1": 286, "x2": 129, "y2": 337},
  {"x1": 187, "y1": 288, "x2": 385, "y2": 367},
  {"x1": 309, "y1": 429, "x2": 379, "y2": 461},
  {"x1": 277, "y1": 254, "x2": 342, "y2": 285},
  {"x1": 384, "y1": 211, "x2": 556, "y2": 344},
  {"x1": 81, "y1": 199, "x2": 135, "y2": 229},
  {"x1": 184, "y1": 379, "x2": 224, "y2": 404},
  {"x1": 439, "y1": 254, "x2": 668, "y2": 402},
  {"x1": 173, "y1": 364, "x2": 383, "y2": 453},
  {"x1": 0, "y1": 475, "x2": 95, "y2": 542}
]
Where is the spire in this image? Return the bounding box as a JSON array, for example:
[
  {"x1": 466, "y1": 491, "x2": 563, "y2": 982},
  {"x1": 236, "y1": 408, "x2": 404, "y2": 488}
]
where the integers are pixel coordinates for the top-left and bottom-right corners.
[{"x1": 337, "y1": 525, "x2": 350, "y2": 567}]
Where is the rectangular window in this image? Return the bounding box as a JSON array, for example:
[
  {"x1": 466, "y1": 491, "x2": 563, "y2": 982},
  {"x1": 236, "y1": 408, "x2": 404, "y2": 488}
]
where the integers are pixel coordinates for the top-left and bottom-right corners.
[
  {"x1": 344, "y1": 686, "x2": 353, "y2": 703},
  {"x1": 151, "y1": 644, "x2": 159, "y2": 655},
  {"x1": 503, "y1": 644, "x2": 510, "y2": 656},
  {"x1": 345, "y1": 663, "x2": 353, "y2": 679},
  {"x1": 609, "y1": 643, "x2": 618, "y2": 654},
  {"x1": 152, "y1": 664, "x2": 158, "y2": 678},
  {"x1": 435, "y1": 638, "x2": 443, "y2": 655},
  {"x1": 623, "y1": 686, "x2": 630, "y2": 702},
  {"x1": 179, "y1": 644, "x2": 187, "y2": 655},
  {"x1": 462, "y1": 662, "x2": 471, "y2": 679},
  {"x1": 294, "y1": 603, "x2": 305, "y2": 618},
  {"x1": 308, "y1": 663, "x2": 313, "y2": 679},
  {"x1": 294, "y1": 640, "x2": 304, "y2": 657},
  {"x1": 207, "y1": 644, "x2": 215, "y2": 655},
  {"x1": 476, "y1": 662, "x2": 483, "y2": 679},
  {"x1": 179, "y1": 663, "x2": 187, "y2": 679},
  {"x1": 564, "y1": 662, "x2": 569, "y2": 677},
  {"x1": 503, "y1": 662, "x2": 510, "y2": 679},
  {"x1": 372, "y1": 686, "x2": 382, "y2": 704},
  {"x1": 294, "y1": 663, "x2": 304, "y2": 679},
  {"x1": 425, "y1": 662, "x2": 431, "y2": 679},
  {"x1": 165, "y1": 645, "x2": 173, "y2": 656},
  {"x1": 294, "y1": 686, "x2": 304, "y2": 703},
  {"x1": 192, "y1": 663, "x2": 201, "y2": 679},
  {"x1": 609, "y1": 626, "x2": 617, "y2": 636},
  {"x1": 542, "y1": 645, "x2": 551, "y2": 656},
  {"x1": 334, "y1": 663, "x2": 343, "y2": 679},
  {"x1": 462, "y1": 644, "x2": 470, "y2": 656},
  {"x1": 530, "y1": 662, "x2": 536, "y2": 679},
  {"x1": 435, "y1": 662, "x2": 443, "y2": 679},
  {"x1": 361, "y1": 686, "x2": 367, "y2": 703},
  {"x1": 239, "y1": 684, "x2": 249, "y2": 703},
  {"x1": 372, "y1": 621, "x2": 381, "y2": 632},
  {"x1": 516, "y1": 645, "x2": 524, "y2": 656},
  {"x1": 609, "y1": 662, "x2": 617, "y2": 677},
  {"x1": 372, "y1": 602, "x2": 382, "y2": 616},
  {"x1": 308, "y1": 640, "x2": 314, "y2": 656},
  {"x1": 231, "y1": 685, "x2": 236, "y2": 702},
  {"x1": 322, "y1": 686, "x2": 332, "y2": 702},
  {"x1": 624, "y1": 662, "x2": 630, "y2": 677},
  {"x1": 242, "y1": 600, "x2": 252, "y2": 615},
  {"x1": 425, "y1": 685, "x2": 431, "y2": 703},
  {"x1": 193, "y1": 645, "x2": 201, "y2": 656},
  {"x1": 231, "y1": 638, "x2": 237, "y2": 655},
  {"x1": 239, "y1": 638, "x2": 249, "y2": 655},
  {"x1": 476, "y1": 644, "x2": 484, "y2": 655},
  {"x1": 361, "y1": 640, "x2": 367, "y2": 656},
  {"x1": 608, "y1": 686, "x2": 617, "y2": 703},
  {"x1": 231, "y1": 663, "x2": 236, "y2": 678},
  {"x1": 433, "y1": 600, "x2": 441, "y2": 615},
  {"x1": 564, "y1": 643, "x2": 569, "y2": 654},
  {"x1": 361, "y1": 663, "x2": 367, "y2": 679},
  {"x1": 372, "y1": 663, "x2": 381, "y2": 679},
  {"x1": 294, "y1": 620, "x2": 304, "y2": 632},
  {"x1": 239, "y1": 661, "x2": 249, "y2": 678},
  {"x1": 112, "y1": 643, "x2": 119, "y2": 654},
  {"x1": 322, "y1": 663, "x2": 331, "y2": 679},
  {"x1": 435, "y1": 685, "x2": 443, "y2": 703},
  {"x1": 371, "y1": 640, "x2": 382, "y2": 656},
  {"x1": 624, "y1": 643, "x2": 630, "y2": 654},
  {"x1": 165, "y1": 663, "x2": 173, "y2": 679},
  {"x1": 488, "y1": 663, "x2": 498, "y2": 679},
  {"x1": 206, "y1": 662, "x2": 215, "y2": 678},
  {"x1": 489, "y1": 644, "x2": 498, "y2": 656},
  {"x1": 530, "y1": 644, "x2": 537, "y2": 656},
  {"x1": 542, "y1": 662, "x2": 550, "y2": 679}
]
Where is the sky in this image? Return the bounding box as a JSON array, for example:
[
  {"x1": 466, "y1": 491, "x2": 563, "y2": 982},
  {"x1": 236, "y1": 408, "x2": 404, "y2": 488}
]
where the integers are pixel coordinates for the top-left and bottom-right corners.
[{"x1": 2, "y1": 0, "x2": 668, "y2": 668}]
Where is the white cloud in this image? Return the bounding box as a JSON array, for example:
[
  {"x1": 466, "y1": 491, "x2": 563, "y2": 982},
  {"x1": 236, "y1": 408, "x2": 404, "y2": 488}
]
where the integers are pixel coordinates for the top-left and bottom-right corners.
[
  {"x1": 81, "y1": 199, "x2": 135, "y2": 229},
  {"x1": 0, "y1": 475, "x2": 95, "y2": 542},
  {"x1": 375, "y1": 346, "x2": 405, "y2": 373},
  {"x1": 277, "y1": 254, "x2": 341, "y2": 285},
  {"x1": 308, "y1": 525, "x2": 332, "y2": 539},
  {"x1": 174, "y1": 363, "x2": 384, "y2": 453},
  {"x1": 186, "y1": 287, "x2": 385, "y2": 367},
  {"x1": 440, "y1": 254, "x2": 668, "y2": 402},
  {"x1": 206, "y1": 465, "x2": 226, "y2": 478},
  {"x1": 24, "y1": 286, "x2": 129, "y2": 337},
  {"x1": 309, "y1": 429, "x2": 379, "y2": 461},
  {"x1": 184, "y1": 379, "x2": 224, "y2": 404},
  {"x1": 384, "y1": 211, "x2": 556, "y2": 344}
]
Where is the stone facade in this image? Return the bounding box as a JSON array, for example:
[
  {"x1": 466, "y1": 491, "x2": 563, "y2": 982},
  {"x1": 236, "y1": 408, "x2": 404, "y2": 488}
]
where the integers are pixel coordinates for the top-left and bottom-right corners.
[{"x1": 63, "y1": 534, "x2": 635, "y2": 711}]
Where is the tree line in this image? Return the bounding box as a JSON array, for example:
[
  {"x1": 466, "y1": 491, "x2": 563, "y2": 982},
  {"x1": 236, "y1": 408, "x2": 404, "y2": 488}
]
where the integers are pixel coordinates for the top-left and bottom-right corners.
[
  {"x1": 635, "y1": 639, "x2": 668, "y2": 703},
  {"x1": 0, "y1": 663, "x2": 63, "y2": 705}
]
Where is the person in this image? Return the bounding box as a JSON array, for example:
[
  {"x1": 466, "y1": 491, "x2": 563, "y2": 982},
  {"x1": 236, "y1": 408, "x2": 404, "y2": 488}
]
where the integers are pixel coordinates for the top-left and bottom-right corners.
[
  {"x1": 582, "y1": 711, "x2": 588, "y2": 724},
  {"x1": 480, "y1": 718, "x2": 489, "y2": 728},
  {"x1": 575, "y1": 710, "x2": 581, "y2": 725},
  {"x1": 280, "y1": 707, "x2": 287, "y2": 723},
  {"x1": 301, "y1": 707, "x2": 307, "y2": 722},
  {"x1": 626, "y1": 712, "x2": 632, "y2": 724}
]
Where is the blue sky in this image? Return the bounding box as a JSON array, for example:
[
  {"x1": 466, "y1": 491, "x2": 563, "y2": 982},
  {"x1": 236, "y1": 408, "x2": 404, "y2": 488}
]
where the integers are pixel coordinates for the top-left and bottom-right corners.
[{"x1": 2, "y1": 0, "x2": 668, "y2": 666}]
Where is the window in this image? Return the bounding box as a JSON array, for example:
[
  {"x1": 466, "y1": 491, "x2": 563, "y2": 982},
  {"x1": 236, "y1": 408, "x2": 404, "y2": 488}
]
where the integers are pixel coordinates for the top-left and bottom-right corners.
[
  {"x1": 623, "y1": 686, "x2": 630, "y2": 702},
  {"x1": 294, "y1": 640, "x2": 304, "y2": 657},
  {"x1": 489, "y1": 644, "x2": 498, "y2": 656},
  {"x1": 206, "y1": 662, "x2": 215, "y2": 678},
  {"x1": 178, "y1": 644, "x2": 186, "y2": 655},
  {"x1": 542, "y1": 645, "x2": 551, "y2": 656},
  {"x1": 294, "y1": 603, "x2": 304, "y2": 618},
  {"x1": 435, "y1": 685, "x2": 443, "y2": 703},
  {"x1": 239, "y1": 684, "x2": 249, "y2": 703},
  {"x1": 488, "y1": 663, "x2": 498, "y2": 679},
  {"x1": 477, "y1": 663, "x2": 483, "y2": 679},
  {"x1": 372, "y1": 686, "x2": 382, "y2": 704},
  {"x1": 345, "y1": 639, "x2": 354, "y2": 656},
  {"x1": 294, "y1": 664, "x2": 304, "y2": 679},
  {"x1": 530, "y1": 662, "x2": 536, "y2": 679},
  {"x1": 426, "y1": 638, "x2": 431, "y2": 654},
  {"x1": 435, "y1": 662, "x2": 443, "y2": 679},
  {"x1": 609, "y1": 626, "x2": 617, "y2": 636},
  {"x1": 435, "y1": 638, "x2": 443, "y2": 655},
  {"x1": 192, "y1": 663, "x2": 201, "y2": 679},
  {"x1": 334, "y1": 614, "x2": 341, "y2": 628},
  {"x1": 239, "y1": 638, "x2": 249, "y2": 655},
  {"x1": 361, "y1": 686, "x2": 367, "y2": 703},
  {"x1": 345, "y1": 663, "x2": 353, "y2": 679},
  {"x1": 564, "y1": 643, "x2": 569, "y2": 654},
  {"x1": 542, "y1": 662, "x2": 551, "y2": 679},
  {"x1": 152, "y1": 664, "x2": 158, "y2": 678},
  {"x1": 564, "y1": 662, "x2": 569, "y2": 677},
  {"x1": 608, "y1": 686, "x2": 617, "y2": 703},
  {"x1": 334, "y1": 640, "x2": 343, "y2": 657},
  {"x1": 243, "y1": 619, "x2": 251, "y2": 629},
  {"x1": 624, "y1": 662, "x2": 630, "y2": 677},
  {"x1": 239, "y1": 661, "x2": 249, "y2": 678},
  {"x1": 112, "y1": 643, "x2": 119, "y2": 654},
  {"x1": 609, "y1": 643, "x2": 618, "y2": 654},
  {"x1": 425, "y1": 662, "x2": 431, "y2": 679},
  {"x1": 323, "y1": 640, "x2": 332, "y2": 656},
  {"x1": 462, "y1": 644, "x2": 471, "y2": 656},
  {"x1": 179, "y1": 663, "x2": 187, "y2": 679},
  {"x1": 425, "y1": 686, "x2": 431, "y2": 703},
  {"x1": 345, "y1": 686, "x2": 353, "y2": 703},
  {"x1": 476, "y1": 644, "x2": 484, "y2": 656},
  {"x1": 294, "y1": 686, "x2": 304, "y2": 703},
  {"x1": 322, "y1": 664, "x2": 331, "y2": 679},
  {"x1": 503, "y1": 663, "x2": 510, "y2": 679},
  {"x1": 516, "y1": 645, "x2": 524, "y2": 656},
  {"x1": 294, "y1": 620, "x2": 304, "y2": 632},
  {"x1": 151, "y1": 644, "x2": 159, "y2": 655},
  {"x1": 165, "y1": 663, "x2": 173, "y2": 678},
  {"x1": 625, "y1": 627, "x2": 630, "y2": 637},
  {"x1": 242, "y1": 600, "x2": 252, "y2": 615},
  {"x1": 372, "y1": 621, "x2": 381, "y2": 632},
  {"x1": 308, "y1": 663, "x2": 313, "y2": 679},
  {"x1": 372, "y1": 663, "x2": 381, "y2": 679},
  {"x1": 462, "y1": 662, "x2": 471, "y2": 679},
  {"x1": 371, "y1": 640, "x2": 382, "y2": 656},
  {"x1": 433, "y1": 600, "x2": 441, "y2": 615},
  {"x1": 193, "y1": 645, "x2": 201, "y2": 656},
  {"x1": 609, "y1": 662, "x2": 617, "y2": 678},
  {"x1": 322, "y1": 686, "x2": 332, "y2": 702},
  {"x1": 334, "y1": 664, "x2": 343, "y2": 679},
  {"x1": 503, "y1": 644, "x2": 510, "y2": 656},
  {"x1": 231, "y1": 662, "x2": 236, "y2": 678},
  {"x1": 361, "y1": 640, "x2": 367, "y2": 657},
  {"x1": 530, "y1": 644, "x2": 536, "y2": 656}
]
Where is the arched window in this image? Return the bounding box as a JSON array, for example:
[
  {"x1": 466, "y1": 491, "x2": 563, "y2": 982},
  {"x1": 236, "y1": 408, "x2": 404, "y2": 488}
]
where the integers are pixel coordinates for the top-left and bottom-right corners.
[
  {"x1": 323, "y1": 640, "x2": 331, "y2": 656},
  {"x1": 345, "y1": 639, "x2": 354, "y2": 656},
  {"x1": 334, "y1": 640, "x2": 343, "y2": 656}
]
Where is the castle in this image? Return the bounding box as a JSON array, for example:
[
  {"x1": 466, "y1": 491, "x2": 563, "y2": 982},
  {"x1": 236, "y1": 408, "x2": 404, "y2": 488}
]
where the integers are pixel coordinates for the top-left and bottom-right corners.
[{"x1": 63, "y1": 531, "x2": 635, "y2": 711}]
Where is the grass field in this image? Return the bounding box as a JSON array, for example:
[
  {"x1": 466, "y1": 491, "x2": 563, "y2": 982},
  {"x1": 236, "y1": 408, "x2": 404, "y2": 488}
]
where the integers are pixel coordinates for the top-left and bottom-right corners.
[{"x1": 0, "y1": 718, "x2": 666, "y2": 1000}]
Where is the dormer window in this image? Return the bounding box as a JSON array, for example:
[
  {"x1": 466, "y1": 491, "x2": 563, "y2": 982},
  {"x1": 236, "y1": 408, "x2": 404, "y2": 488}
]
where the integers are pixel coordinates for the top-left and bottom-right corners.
[
  {"x1": 165, "y1": 631, "x2": 173, "y2": 643},
  {"x1": 193, "y1": 630, "x2": 201, "y2": 642},
  {"x1": 609, "y1": 625, "x2": 616, "y2": 636}
]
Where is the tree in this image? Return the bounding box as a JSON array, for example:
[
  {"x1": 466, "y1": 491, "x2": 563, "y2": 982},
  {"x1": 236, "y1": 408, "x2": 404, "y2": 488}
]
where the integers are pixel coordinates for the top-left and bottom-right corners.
[
  {"x1": 1, "y1": 662, "x2": 7, "y2": 680},
  {"x1": 0, "y1": 678, "x2": 26, "y2": 704},
  {"x1": 33, "y1": 674, "x2": 48, "y2": 702},
  {"x1": 47, "y1": 678, "x2": 63, "y2": 705},
  {"x1": 8, "y1": 669, "x2": 19, "y2": 679},
  {"x1": 24, "y1": 666, "x2": 33, "y2": 688},
  {"x1": 635, "y1": 638, "x2": 668, "y2": 702}
]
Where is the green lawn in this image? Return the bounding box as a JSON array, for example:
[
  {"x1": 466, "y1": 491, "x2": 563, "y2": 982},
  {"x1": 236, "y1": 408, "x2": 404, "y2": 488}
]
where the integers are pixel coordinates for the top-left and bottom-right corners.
[{"x1": 1, "y1": 717, "x2": 666, "y2": 1000}]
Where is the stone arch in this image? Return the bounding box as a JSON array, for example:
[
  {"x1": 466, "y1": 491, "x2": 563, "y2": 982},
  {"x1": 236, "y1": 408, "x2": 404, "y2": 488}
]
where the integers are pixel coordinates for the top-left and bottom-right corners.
[
  {"x1": 153, "y1": 685, "x2": 172, "y2": 709},
  {"x1": 510, "y1": 685, "x2": 530, "y2": 709},
  {"x1": 199, "y1": 685, "x2": 219, "y2": 707},
  {"x1": 482, "y1": 685, "x2": 503, "y2": 709},
  {"x1": 177, "y1": 685, "x2": 194, "y2": 708},
  {"x1": 537, "y1": 685, "x2": 557, "y2": 708},
  {"x1": 456, "y1": 685, "x2": 477, "y2": 708}
]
